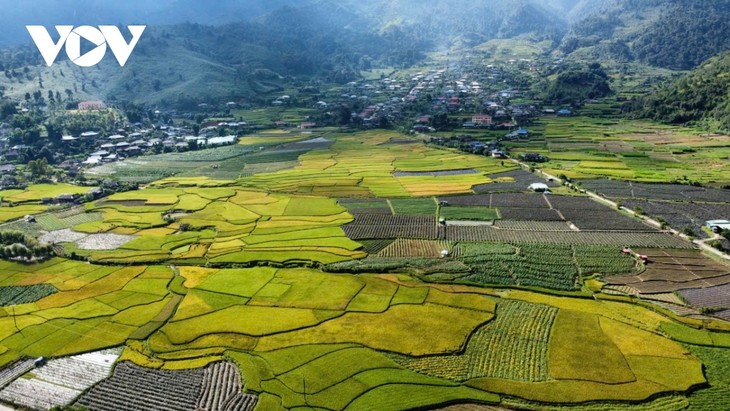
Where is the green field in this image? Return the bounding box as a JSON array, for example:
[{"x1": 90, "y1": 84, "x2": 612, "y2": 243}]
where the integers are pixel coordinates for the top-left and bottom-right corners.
[{"x1": 0, "y1": 125, "x2": 727, "y2": 410}]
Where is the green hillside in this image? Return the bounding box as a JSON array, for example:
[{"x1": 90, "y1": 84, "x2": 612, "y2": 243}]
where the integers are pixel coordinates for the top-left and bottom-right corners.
[
  {"x1": 560, "y1": 0, "x2": 730, "y2": 70},
  {"x1": 633, "y1": 52, "x2": 730, "y2": 131}
]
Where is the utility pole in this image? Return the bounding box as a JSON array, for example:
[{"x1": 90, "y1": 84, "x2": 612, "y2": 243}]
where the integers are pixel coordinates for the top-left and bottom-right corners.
[{"x1": 11, "y1": 304, "x2": 19, "y2": 333}]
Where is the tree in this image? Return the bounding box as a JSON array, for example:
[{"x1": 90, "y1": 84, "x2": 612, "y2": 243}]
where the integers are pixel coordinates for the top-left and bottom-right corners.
[
  {"x1": 0, "y1": 101, "x2": 17, "y2": 119},
  {"x1": 338, "y1": 105, "x2": 351, "y2": 126},
  {"x1": 27, "y1": 158, "x2": 49, "y2": 178}
]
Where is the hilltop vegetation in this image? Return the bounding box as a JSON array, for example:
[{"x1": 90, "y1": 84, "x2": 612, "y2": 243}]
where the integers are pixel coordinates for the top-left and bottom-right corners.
[
  {"x1": 633, "y1": 52, "x2": 730, "y2": 131},
  {"x1": 560, "y1": 0, "x2": 730, "y2": 70}
]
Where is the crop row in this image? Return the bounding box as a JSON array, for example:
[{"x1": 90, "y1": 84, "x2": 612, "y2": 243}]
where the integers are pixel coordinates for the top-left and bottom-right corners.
[
  {"x1": 343, "y1": 224, "x2": 440, "y2": 240},
  {"x1": 679, "y1": 283, "x2": 730, "y2": 311},
  {"x1": 350, "y1": 215, "x2": 434, "y2": 226},
  {"x1": 444, "y1": 227, "x2": 694, "y2": 247},
  {"x1": 623, "y1": 199, "x2": 730, "y2": 238},
  {"x1": 498, "y1": 208, "x2": 564, "y2": 221},
  {"x1": 546, "y1": 195, "x2": 610, "y2": 211},
  {"x1": 394, "y1": 300, "x2": 557, "y2": 382},
  {"x1": 377, "y1": 239, "x2": 442, "y2": 258},
  {"x1": 564, "y1": 210, "x2": 656, "y2": 231},
  {"x1": 455, "y1": 243, "x2": 577, "y2": 290},
  {"x1": 0, "y1": 377, "x2": 79, "y2": 410},
  {"x1": 582, "y1": 179, "x2": 730, "y2": 203},
  {"x1": 493, "y1": 220, "x2": 573, "y2": 231},
  {"x1": 452, "y1": 243, "x2": 638, "y2": 291},
  {"x1": 574, "y1": 245, "x2": 637, "y2": 275},
  {"x1": 0, "y1": 284, "x2": 57, "y2": 305},
  {"x1": 0, "y1": 360, "x2": 34, "y2": 389},
  {"x1": 76, "y1": 361, "x2": 205, "y2": 411},
  {"x1": 198, "y1": 362, "x2": 256, "y2": 411}
]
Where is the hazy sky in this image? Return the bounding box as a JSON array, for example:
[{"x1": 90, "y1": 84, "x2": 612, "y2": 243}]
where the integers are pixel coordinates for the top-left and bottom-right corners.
[{"x1": 0, "y1": 0, "x2": 293, "y2": 46}]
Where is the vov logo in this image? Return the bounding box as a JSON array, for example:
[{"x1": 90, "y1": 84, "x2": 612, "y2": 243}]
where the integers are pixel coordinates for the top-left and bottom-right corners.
[{"x1": 26, "y1": 25, "x2": 146, "y2": 67}]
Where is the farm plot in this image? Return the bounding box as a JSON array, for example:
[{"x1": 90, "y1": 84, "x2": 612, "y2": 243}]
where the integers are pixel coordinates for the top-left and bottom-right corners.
[
  {"x1": 623, "y1": 199, "x2": 730, "y2": 238},
  {"x1": 343, "y1": 215, "x2": 439, "y2": 240},
  {"x1": 438, "y1": 194, "x2": 491, "y2": 207},
  {"x1": 0, "y1": 284, "x2": 57, "y2": 305},
  {"x1": 239, "y1": 131, "x2": 510, "y2": 198},
  {"x1": 473, "y1": 170, "x2": 557, "y2": 193},
  {"x1": 440, "y1": 207, "x2": 499, "y2": 222},
  {"x1": 85, "y1": 144, "x2": 257, "y2": 182},
  {"x1": 393, "y1": 300, "x2": 557, "y2": 382},
  {"x1": 76, "y1": 233, "x2": 137, "y2": 250},
  {"x1": 493, "y1": 221, "x2": 573, "y2": 231},
  {"x1": 338, "y1": 198, "x2": 392, "y2": 216},
  {"x1": 151, "y1": 269, "x2": 495, "y2": 357},
  {"x1": 679, "y1": 283, "x2": 730, "y2": 314},
  {"x1": 445, "y1": 226, "x2": 692, "y2": 247},
  {"x1": 197, "y1": 361, "x2": 258, "y2": 411},
  {"x1": 490, "y1": 193, "x2": 550, "y2": 209},
  {"x1": 0, "y1": 359, "x2": 34, "y2": 389},
  {"x1": 582, "y1": 179, "x2": 730, "y2": 203},
  {"x1": 230, "y1": 344, "x2": 500, "y2": 411},
  {"x1": 390, "y1": 198, "x2": 438, "y2": 215},
  {"x1": 497, "y1": 208, "x2": 564, "y2": 221},
  {"x1": 0, "y1": 184, "x2": 95, "y2": 206},
  {"x1": 76, "y1": 361, "x2": 205, "y2": 411},
  {"x1": 66, "y1": 190, "x2": 364, "y2": 265},
  {"x1": 546, "y1": 195, "x2": 611, "y2": 211},
  {"x1": 394, "y1": 169, "x2": 481, "y2": 177},
  {"x1": 0, "y1": 377, "x2": 79, "y2": 410},
  {"x1": 0, "y1": 261, "x2": 176, "y2": 368},
  {"x1": 559, "y1": 210, "x2": 656, "y2": 232},
  {"x1": 467, "y1": 307, "x2": 705, "y2": 403},
  {"x1": 455, "y1": 243, "x2": 579, "y2": 290},
  {"x1": 32, "y1": 211, "x2": 104, "y2": 232},
  {"x1": 0, "y1": 348, "x2": 120, "y2": 410},
  {"x1": 604, "y1": 248, "x2": 730, "y2": 294},
  {"x1": 377, "y1": 239, "x2": 442, "y2": 258}
]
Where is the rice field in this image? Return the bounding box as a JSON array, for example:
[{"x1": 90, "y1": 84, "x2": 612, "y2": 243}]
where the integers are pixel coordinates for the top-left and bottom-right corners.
[{"x1": 0, "y1": 127, "x2": 726, "y2": 410}]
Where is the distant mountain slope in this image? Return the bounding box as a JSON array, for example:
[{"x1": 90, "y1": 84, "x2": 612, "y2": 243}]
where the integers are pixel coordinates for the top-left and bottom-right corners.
[
  {"x1": 0, "y1": 0, "x2": 300, "y2": 47},
  {"x1": 560, "y1": 0, "x2": 730, "y2": 70},
  {"x1": 0, "y1": 13, "x2": 426, "y2": 108},
  {"x1": 336, "y1": 0, "x2": 568, "y2": 45},
  {"x1": 633, "y1": 52, "x2": 730, "y2": 131}
]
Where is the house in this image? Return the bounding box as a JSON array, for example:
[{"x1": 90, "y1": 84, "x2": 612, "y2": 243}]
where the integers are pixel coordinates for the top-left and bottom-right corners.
[
  {"x1": 300, "y1": 122, "x2": 317, "y2": 130},
  {"x1": 472, "y1": 114, "x2": 493, "y2": 126},
  {"x1": 516, "y1": 128, "x2": 529, "y2": 138},
  {"x1": 706, "y1": 220, "x2": 730, "y2": 232},
  {"x1": 83, "y1": 156, "x2": 102, "y2": 165},
  {"x1": 0, "y1": 164, "x2": 15, "y2": 174},
  {"x1": 78, "y1": 101, "x2": 106, "y2": 111},
  {"x1": 557, "y1": 109, "x2": 573, "y2": 117},
  {"x1": 56, "y1": 194, "x2": 77, "y2": 203},
  {"x1": 520, "y1": 153, "x2": 549, "y2": 163},
  {"x1": 208, "y1": 135, "x2": 237, "y2": 146},
  {"x1": 528, "y1": 183, "x2": 550, "y2": 193},
  {"x1": 4, "y1": 150, "x2": 19, "y2": 161},
  {"x1": 80, "y1": 131, "x2": 100, "y2": 138}
]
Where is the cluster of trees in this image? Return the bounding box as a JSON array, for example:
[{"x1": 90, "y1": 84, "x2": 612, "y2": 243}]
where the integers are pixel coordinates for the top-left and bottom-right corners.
[
  {"x1": 632, "y1": 1, "x2": 730, "y2": 70},
  {"x1": 544, "y1": 63, "x2": 611, "y2": 104},
  {"x1": 0, "y1": 231, "x2": 54, "y2": 262},
  {"x1": 632, "y1": 52, "x2": 730, "y2": 131}
]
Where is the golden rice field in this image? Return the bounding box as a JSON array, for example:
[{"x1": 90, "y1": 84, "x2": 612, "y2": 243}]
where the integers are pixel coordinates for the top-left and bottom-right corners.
[{"x1": 0, "y1": 129, "x2": 728, "y2": 410}]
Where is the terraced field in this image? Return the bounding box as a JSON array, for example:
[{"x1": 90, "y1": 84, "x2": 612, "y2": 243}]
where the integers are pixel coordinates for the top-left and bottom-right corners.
[{"x1": 0, "y1": 129, "x2": 728, "y2": 410}]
